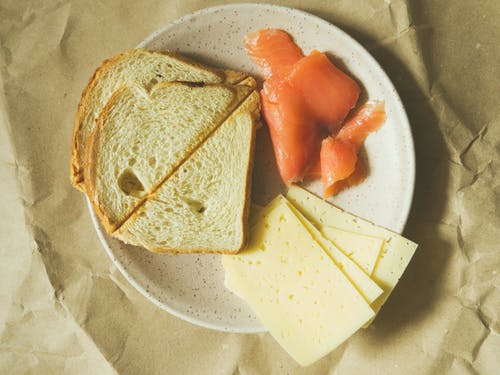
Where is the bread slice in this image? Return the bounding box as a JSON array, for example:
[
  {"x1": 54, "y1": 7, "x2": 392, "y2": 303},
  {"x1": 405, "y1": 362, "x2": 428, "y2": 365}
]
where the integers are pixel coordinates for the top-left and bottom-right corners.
[
  {"x1": 115, "y1": 92, "x2": 259, "y2": 253},
  {"x1": 85, "y1": 82, "x2": 254, "y2": 233},
  {"x1": 71, "y1": 49, "x2": 250, "y2": 189}
]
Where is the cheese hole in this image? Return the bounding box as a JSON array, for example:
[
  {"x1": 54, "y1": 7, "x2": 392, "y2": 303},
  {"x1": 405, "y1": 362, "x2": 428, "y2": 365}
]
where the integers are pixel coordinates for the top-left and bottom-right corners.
[
  {"x1": 298, "y1": 271, "x2": 303, "y2": 276},
  {"x1": 288, "y1": 294, "x2": 294, "y2": 300}
]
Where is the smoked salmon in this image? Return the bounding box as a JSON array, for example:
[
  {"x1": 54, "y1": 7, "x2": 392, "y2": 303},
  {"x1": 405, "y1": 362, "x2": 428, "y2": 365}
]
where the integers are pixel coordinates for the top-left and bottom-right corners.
[
  {"x1": 321, "y1": 101, "x2": 386, "y2": 196},
  {"x1": 261, "y1": 78, "x2": 323, "y2": 184},
  {"x1": 288, "y1": 50, "x2": 360, "y2": 133},
  {"x1": 245, "y1": 29, "x2": 303, "y2": 79},
  {"x1": 246, "y1": 29, "x2": 385, "y2": 195}
]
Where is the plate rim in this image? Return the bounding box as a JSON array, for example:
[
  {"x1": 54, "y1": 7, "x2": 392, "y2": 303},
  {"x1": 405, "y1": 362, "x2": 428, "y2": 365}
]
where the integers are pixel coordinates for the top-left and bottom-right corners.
[{"x1": 91, "y1": 2, "x2": 416, "y2": 333}]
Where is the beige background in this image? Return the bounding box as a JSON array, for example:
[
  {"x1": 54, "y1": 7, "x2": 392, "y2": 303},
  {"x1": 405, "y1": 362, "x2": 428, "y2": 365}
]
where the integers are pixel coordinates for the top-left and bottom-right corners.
[{"x1": 1, "y1": 1, "x2": 499, "y2": 374}]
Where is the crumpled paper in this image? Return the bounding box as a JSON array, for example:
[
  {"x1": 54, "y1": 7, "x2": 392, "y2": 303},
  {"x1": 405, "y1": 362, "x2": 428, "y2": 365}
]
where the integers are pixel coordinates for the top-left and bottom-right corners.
[{"x1": 1, "y1": 0, "x2": 499, "y2": 374}]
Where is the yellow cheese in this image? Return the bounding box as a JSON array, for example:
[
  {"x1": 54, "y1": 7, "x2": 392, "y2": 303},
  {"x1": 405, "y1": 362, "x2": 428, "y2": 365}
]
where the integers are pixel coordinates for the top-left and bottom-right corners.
[
  {"x1": 222, "y1": 196, "x2": 374, "y2": 366},
  {"x1": 320, "y1": 226, "x2": 384, "y2": 276},
  {"x1": 286, "y1": 185, "x2": 418, "y2": 319},
  {"x1": 250, "y1": 199, "x2": 383, "y2": 303},
  {"x1": 285, "y1": 201, "x2": 383, "y2": 304}
]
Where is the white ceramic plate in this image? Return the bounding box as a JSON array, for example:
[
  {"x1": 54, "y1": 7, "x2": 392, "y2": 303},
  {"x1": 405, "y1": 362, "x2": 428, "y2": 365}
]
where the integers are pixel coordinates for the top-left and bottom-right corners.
[{"x1": 89, "y1": 3, "x2": 415, "y2": 333}]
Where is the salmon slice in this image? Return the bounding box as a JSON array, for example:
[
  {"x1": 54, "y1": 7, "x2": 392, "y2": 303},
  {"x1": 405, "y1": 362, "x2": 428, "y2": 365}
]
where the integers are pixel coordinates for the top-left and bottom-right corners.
[
  {"x1": 323, "y1": 156, "x2": 368, "y2": 196},
  {"x1": 304, "y1": 156, "x2": 322, "y2": 180},
  {"x1": 337, "y1": 100, "x2": 386, "y2": 146},
  {"x1": 321, "y1": 101, "x2": 386, "y2": 196},
  {"x1": 321, "y1": 136, "x2": 358, "y2": 195},
  {"x1": 245, "y1": 29, "x2": 303, "y2": 79},
  {"x1": 246, "y1": 29, "x2": 378, "y2": 193},
  {"x1": 261, "y1": 78, "x2": 322, "y2": 185},
  {"x1": 287, "y1": 50, "x2": 360, "y2": 133}
]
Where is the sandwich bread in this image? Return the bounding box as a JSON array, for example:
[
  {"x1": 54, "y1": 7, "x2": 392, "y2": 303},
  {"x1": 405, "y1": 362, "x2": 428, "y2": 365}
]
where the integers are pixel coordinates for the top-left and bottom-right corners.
[
  {"x1": 85, "y1": 82, "x2": 254, "y2": 233},
  {"x1": 71, "y1": 49, "x2": 250, "y2": 189},
  {"x1": 115, "y1": 95, "x2": 258, "y2": 253}
]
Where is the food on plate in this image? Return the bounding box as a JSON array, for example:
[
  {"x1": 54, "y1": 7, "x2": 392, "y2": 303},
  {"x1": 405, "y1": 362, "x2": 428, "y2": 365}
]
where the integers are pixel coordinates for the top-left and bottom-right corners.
[
  {"x1": 223, "y1": 186, "x2": 417, "y2": 365},
  {"x1": 115, "y1": 97, "x2": 259, "y2": 253},
  {"x1": 319, "y1": 226, "x2": 385, "y2": 276},
  {"x1": 85, "y1": 82, "x2": 253, "y2": 232},
  {"x1": 71, "y1": 49, "x2": 250, "y2": 190},
  {"x1": 321, "y1": 101, "x2": 386, "y2": 196},
  {"x1": 260, "y1": 79, "x2": 322, "y2": 185},
  {"x1": 284, "y1": 204, "x2": 384, "y2": 304},
  {"x1": 286, "y1": 50, "x2": 360, "y2": 133},
  {"x1": 223, "y1": 195, "x2": 375, "y2": 366},
  {"x1": 73, "y1": 49, "x2": 261, "y2": 253},
  {"x1": 286, "y1": 185, "x2": 418, "y2": 323},
  {"x1": 245, "y1": 29, "x2": 385, "y2": 196},
  {"x1": 245, "y1": 28, "x2": 303, "y2": 79}
]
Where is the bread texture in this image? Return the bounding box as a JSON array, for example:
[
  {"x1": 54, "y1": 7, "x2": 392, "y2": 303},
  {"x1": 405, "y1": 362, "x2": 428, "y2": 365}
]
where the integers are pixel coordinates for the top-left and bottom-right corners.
[
  {"x1": 115, "y1": 102, "x2": 258, "y2": 253},
  {"x1": 71, "y1": 49, "x2": 249, "y2": 189},
  {"x1": 85, "y1": 82, "x2": 254, "y2": 233}
]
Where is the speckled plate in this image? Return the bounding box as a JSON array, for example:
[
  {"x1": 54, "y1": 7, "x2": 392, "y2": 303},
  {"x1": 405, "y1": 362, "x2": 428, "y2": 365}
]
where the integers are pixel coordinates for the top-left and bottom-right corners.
[{"x1": 90, "y1": 3, "x2": 415, "y2": 333}]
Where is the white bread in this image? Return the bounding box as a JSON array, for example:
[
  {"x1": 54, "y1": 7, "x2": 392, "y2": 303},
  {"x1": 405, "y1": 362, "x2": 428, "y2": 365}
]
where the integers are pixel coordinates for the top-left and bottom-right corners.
[
  {"x1": 115, "y1": 93, "x2": 259, "y2": 253},
  {"x1": 71, "y1": 49, "x2": 250, "y2": 189},
  {"x1": 85, "y1": 82, "x2": 254, "y2": 233}
]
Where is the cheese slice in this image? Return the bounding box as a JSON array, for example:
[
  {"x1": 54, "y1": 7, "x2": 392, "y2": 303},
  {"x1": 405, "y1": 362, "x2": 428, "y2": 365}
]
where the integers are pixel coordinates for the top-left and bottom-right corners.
[
  {"x1": 320, "y1": 226, "x2": 384, "y2": 276},
  {"x1": 222, "y1": 196, "x2": 374, "y2": 366},
  {"x1": 285, "y1": 201, "x2": 383, "y2": 304},
  {"x1": 286, "y1": 185, "x2": 418, "y2": 320},
  {"x1": 250, "y1": 200, "x2": 382, "y2": 303}
]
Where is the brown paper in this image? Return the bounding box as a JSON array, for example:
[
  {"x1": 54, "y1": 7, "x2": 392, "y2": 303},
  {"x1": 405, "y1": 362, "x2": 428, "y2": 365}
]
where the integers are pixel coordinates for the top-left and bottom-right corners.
[{"x1": 1, "y1": 0, "x2": 499, "y2": 373}]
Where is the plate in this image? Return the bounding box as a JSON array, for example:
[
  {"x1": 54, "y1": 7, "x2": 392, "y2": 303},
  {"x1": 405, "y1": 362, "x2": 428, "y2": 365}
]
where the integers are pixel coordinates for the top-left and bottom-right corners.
[{"x1": 89, "y1": 3, "x2": 415, "y2": 333}]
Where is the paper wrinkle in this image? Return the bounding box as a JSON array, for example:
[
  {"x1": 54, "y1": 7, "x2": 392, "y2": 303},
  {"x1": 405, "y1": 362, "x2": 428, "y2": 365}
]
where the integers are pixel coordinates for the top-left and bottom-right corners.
[
  {"x1": 478, "y1": 288, "x2": 500, "y2": 334},
  {"x1": 30, "y1": 238, "x2": 122, "y2": 374},
  {"x1": 3, "y1": 3, "x2": 71, "y2": 78},
  {"x1": 387, "y1": 0, "x2": 412, "y2": 36},
  {"x1": 7, "y1": 188, "x2": 119, "y2": 375},
  {"x1": 433, "y1": 304, "x2": 487, "y2": 368},
  {"x1": 1, "y1": 1, "x2": 499, "y2": 373}
]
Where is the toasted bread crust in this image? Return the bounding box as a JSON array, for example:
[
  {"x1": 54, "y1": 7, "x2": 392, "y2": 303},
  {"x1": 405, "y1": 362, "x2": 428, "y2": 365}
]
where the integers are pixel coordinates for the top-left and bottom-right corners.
[
  {"x1": 70, "y1": 49, "x2": 249, "y2": 190},
  {"x1": 83, "y1": 85, "x2": 141, "y2": 234}
]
